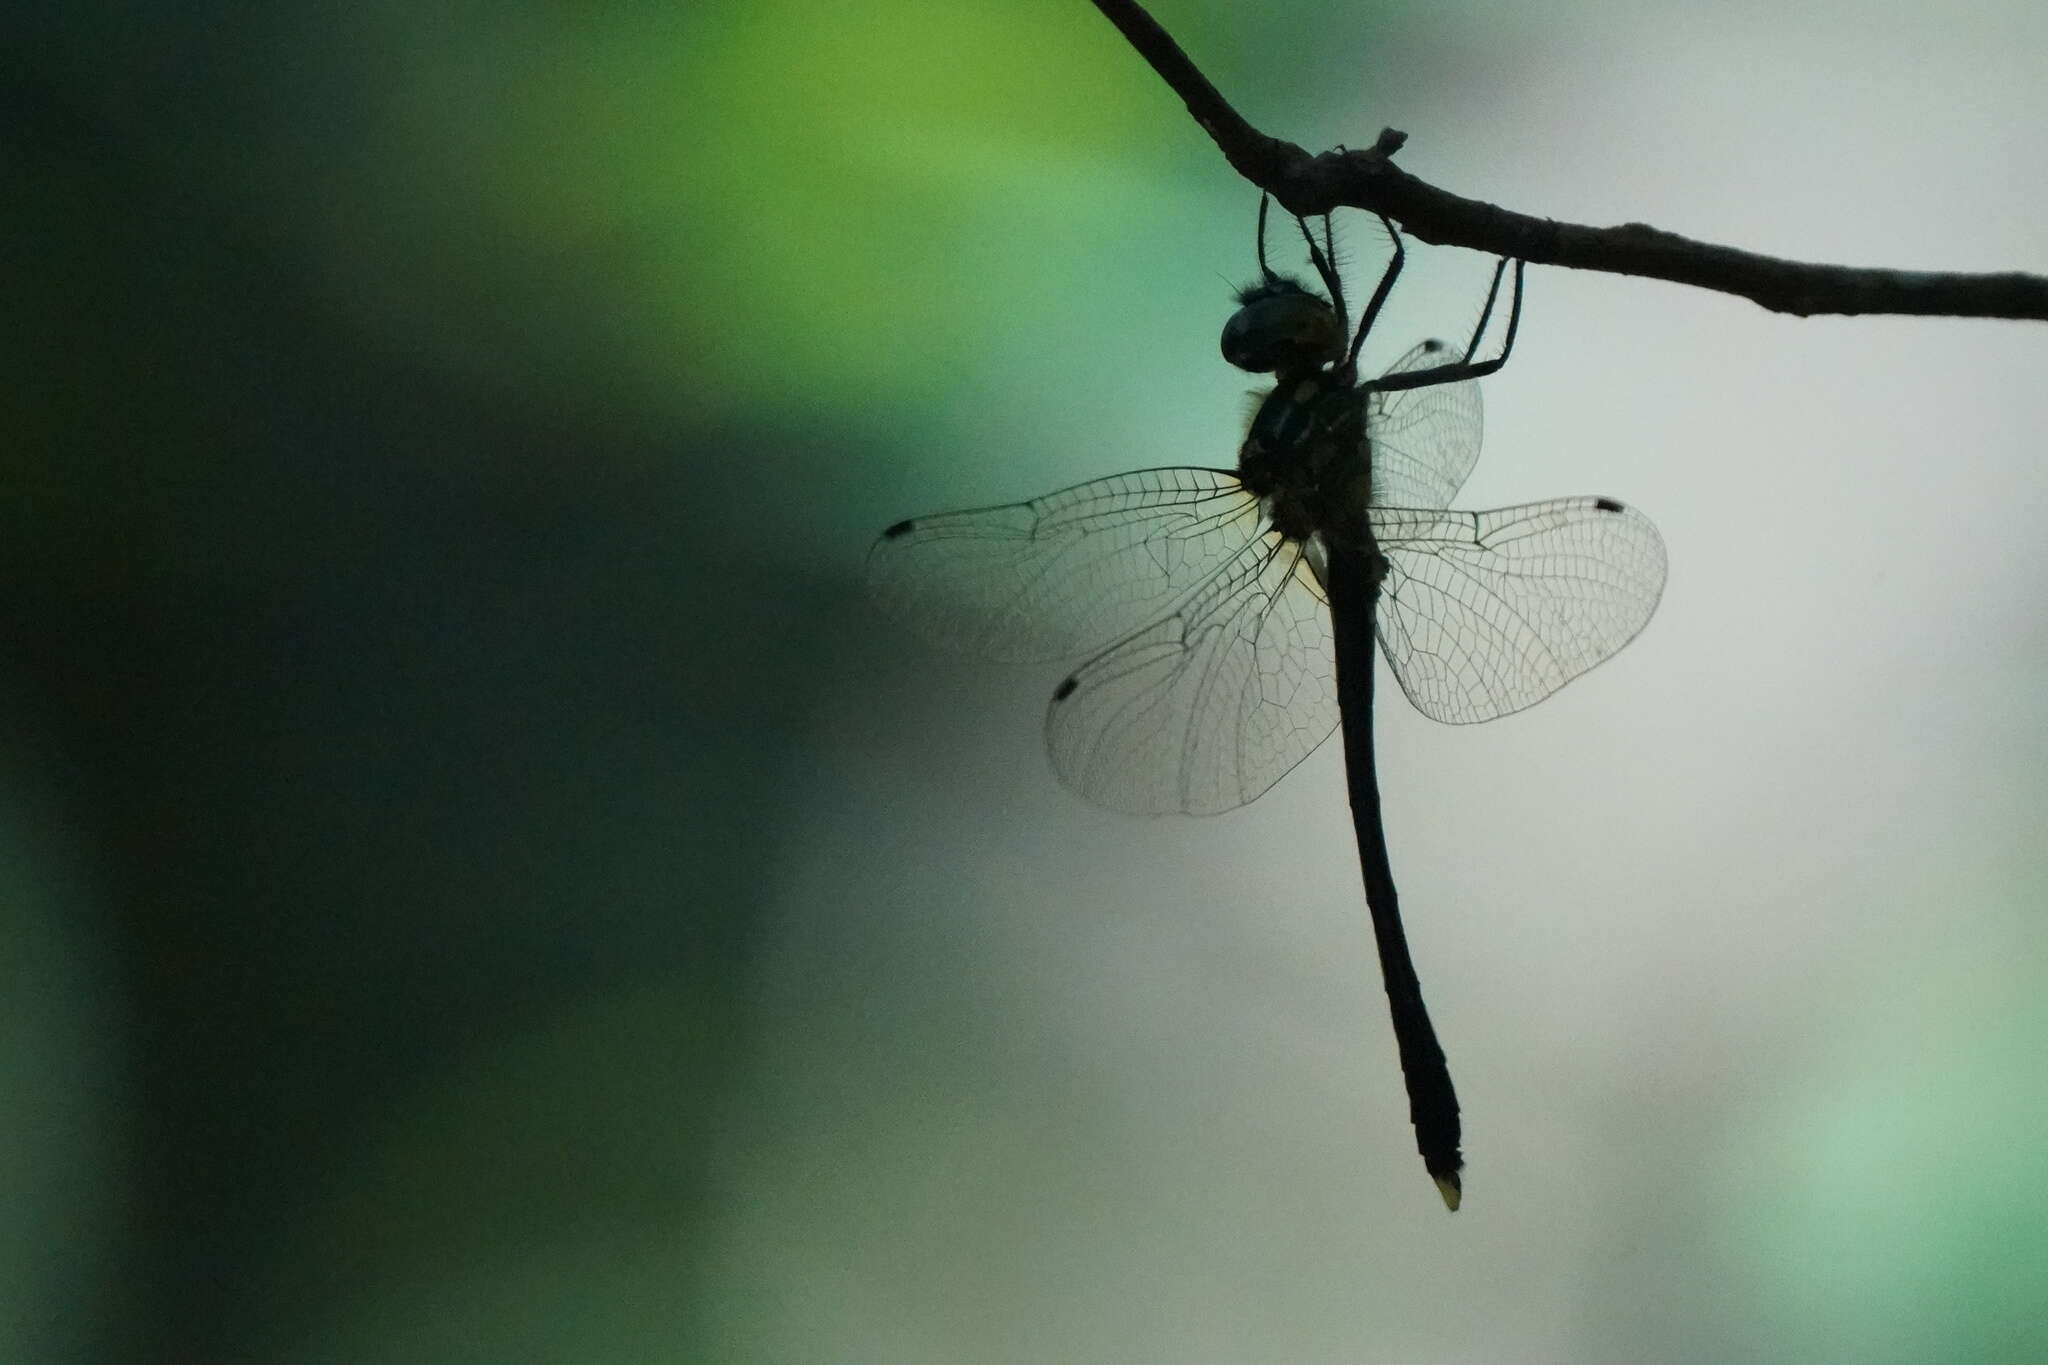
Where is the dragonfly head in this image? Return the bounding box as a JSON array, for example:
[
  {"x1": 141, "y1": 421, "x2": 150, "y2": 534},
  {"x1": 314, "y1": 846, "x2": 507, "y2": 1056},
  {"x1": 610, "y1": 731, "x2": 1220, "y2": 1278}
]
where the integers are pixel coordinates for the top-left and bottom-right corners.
[{"x1": 1221, "y1": 274, "x2": 1342, "y2": 375}]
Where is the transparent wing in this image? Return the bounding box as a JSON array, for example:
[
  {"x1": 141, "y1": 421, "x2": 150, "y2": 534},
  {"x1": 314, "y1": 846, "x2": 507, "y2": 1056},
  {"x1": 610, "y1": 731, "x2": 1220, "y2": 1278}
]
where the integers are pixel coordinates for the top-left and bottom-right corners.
[
  {"x1": 866, "y1": 468, "x2": 1263, "y2": 662},
  {"x1": 1370, "y1": 496, "x2": 1667, "y2": 723},
  {"x1": 1366, "y1": 340, "x2": 1483, "y2": 511},
  {"x1": 1045, "y1": 534, "x2": 1337, "y2": 816}
]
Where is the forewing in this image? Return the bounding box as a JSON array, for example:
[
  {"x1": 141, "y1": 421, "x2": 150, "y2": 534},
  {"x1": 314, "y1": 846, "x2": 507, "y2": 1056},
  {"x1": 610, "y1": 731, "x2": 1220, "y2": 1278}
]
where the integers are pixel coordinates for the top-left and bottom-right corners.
[
  {"x1": 1366, "y1": 340, "x2": 1484, "y2": 511},
  {"x1": 1045, "y1": 534, "x2": 1338, "y2": 815},
  {"x1": 1371, "y1": 496, "x2": 1666, "y2": 723},
  {"x1": 866, "y1": 468, "x2": 1263, "y2": 662}
]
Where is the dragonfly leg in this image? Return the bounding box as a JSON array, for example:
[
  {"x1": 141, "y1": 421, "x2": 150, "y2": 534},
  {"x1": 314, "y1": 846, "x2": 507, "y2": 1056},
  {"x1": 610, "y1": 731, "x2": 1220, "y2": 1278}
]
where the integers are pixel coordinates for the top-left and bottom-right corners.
[
  {"x1": 1363, "y1": 257, "x2": 1525, "y2": 393},
  {"x1": 1254, "y1": 193, "x2": 1280, "y2": 285},
  {"x1": 1460, "y1": 256, "x2": 1513, "y2": 364},
  {"x1": 1292, "y1": 213, "x2": 1350, "y2": 344},
  {"x1": 1344, "y1": 213, "x2": 1407, "y2": 372}
]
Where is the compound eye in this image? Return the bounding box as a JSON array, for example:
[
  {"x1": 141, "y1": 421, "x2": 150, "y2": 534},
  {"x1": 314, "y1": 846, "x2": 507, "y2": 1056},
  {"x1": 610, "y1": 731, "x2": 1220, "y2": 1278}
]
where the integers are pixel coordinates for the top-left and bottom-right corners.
[{"x1": 1220, "y1": 289, "x2": 1340, "y2": 373}]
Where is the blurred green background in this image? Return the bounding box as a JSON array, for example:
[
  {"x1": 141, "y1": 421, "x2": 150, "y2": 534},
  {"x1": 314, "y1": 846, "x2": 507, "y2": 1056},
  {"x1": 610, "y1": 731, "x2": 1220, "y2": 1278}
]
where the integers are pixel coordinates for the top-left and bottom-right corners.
[{"x1": 5, "y1": 1, "x2": 2047, "y2": 1361}]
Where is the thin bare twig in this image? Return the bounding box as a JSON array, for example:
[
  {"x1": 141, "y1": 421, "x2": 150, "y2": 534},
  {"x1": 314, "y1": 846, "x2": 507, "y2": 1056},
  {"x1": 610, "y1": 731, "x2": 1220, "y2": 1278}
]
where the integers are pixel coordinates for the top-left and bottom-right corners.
[{"x1": 1089, "y1": 0, "x2": 2048, "y2": 321}]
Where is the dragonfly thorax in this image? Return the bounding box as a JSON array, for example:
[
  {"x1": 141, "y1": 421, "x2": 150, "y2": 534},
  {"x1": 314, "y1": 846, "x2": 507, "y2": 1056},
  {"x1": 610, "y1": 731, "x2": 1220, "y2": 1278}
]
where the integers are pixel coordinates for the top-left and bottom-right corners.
[{"x1": 1238, "y1": 369, "x2": 1373, "y2": 548}]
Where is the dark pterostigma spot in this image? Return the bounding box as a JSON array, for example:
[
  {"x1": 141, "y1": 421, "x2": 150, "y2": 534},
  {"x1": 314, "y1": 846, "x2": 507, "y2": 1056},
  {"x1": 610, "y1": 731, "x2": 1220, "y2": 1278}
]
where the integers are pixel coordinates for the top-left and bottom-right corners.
[
  {"x1": 1052, "y1": 676, "x2": 1078, "y2": 701},
  {"x1": 881, "y1": 519, "x2": 916, "y2": 538},
  {"x1": 1594, "y1": 497, "x2": 1624, "y2": 513}
]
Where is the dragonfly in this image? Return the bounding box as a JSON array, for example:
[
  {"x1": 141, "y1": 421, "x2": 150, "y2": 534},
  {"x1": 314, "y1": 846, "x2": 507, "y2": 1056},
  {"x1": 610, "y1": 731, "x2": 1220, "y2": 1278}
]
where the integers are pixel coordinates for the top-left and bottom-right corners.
[{"x1": 867, "y1": 200, "x2": 1667, "y2": 1208}]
